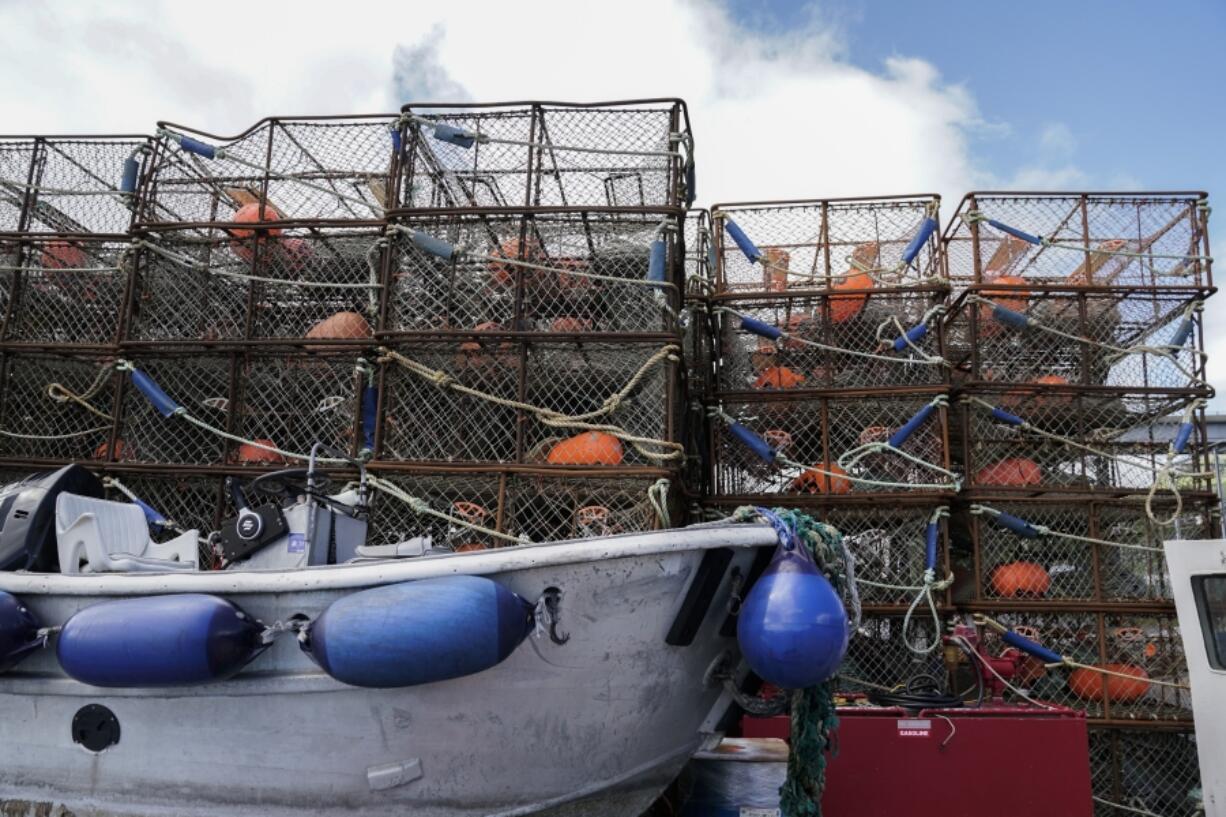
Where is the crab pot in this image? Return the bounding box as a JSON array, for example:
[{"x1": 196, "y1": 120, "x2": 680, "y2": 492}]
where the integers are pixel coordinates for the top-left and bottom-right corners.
[
  {"x1": 833, "y1": 612, "x2": 947, "y2": 698},
  {"x1": 711, "y1": 196, "x2": 942, "y2": 296},
  {"x1": 944, "y1": 192, "x2": 1212, "y2": 288},
  {"x1": 709, "y1": 391, "x2": 952, "y2": 499},
  {"x1": 0, "y1": 135, "x2": 148, "y2": 235},
  {"x1": 395, "y1": 100, "x2": 692, "y2": 210},
  {"x1": 955, "y1": 388, "x2": 1211, "y2": 495},
  {"x1": 684, "y1": 208, "x2": 716, "y2": 394},
  {"x1": 125, "y1": 225, "x2": 385, "y2": 345},
  {"x1": 0, "y1": 236, "x2": 131, "y2": 348},
  {"x1": 711, "y1": 287, "x2": 949, "y2": 393},
  {"x1": 377, "y1": 338, "x2": 680, "y2": 467},
  {"x1": 970, "y1": 610, "x2": 1193, "y2": 723},
  {"x1": 384, "y1": 210, "x2": 682, "y2": 337},
  {"x1": 959, "y1": 496, "x2": 1217, "y2": 605},
  {"x1": 0, "y1": 352, "x2": 120, "y2": 463},
  {"x1": 1088, "y1": 728, "x2": 1201, "y2": 817},
  {"x1": 945, "y1": 283, "x2": 1209, "y2": 390},
  {"x1": 362, "y1": 469, "x2": 672, "y2": 550},
  {"x1": 109, "y1": 352, "x2": 233, "y2": 466},
  {"x1": 136, "y1": 116, "x2": 397, "y2": 227}
]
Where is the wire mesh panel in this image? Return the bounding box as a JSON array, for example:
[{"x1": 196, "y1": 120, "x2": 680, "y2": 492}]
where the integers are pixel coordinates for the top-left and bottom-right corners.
[
  {"x1": 957, "y1": 389, "x2": 1211, "y2": 495},
  {"x1": 945, "y1": 193, "x2": 1211, "y2": 288},
  {"x1": 965, "y1": 498, "x2": 1215, "y2": 604},
  {"x1": 981, "y1": 610, "x2": 1192, "y2": 721},
  {"x1": 363, "y1": 470, "x2": 668, "y2": 548},
  {"x1": 139, "y1": 116, "x2": 398, "y2": 226},
  {"x1": 113, "y1": 353, "x2": 234, "y2": 466},
  {"x1": 711, "y1": 392, "x2": 953, "y2": 498},
  {"x1": 0, "y1": 136, "x2": 145, "y2": 234},
  {"x1": 126, "y1": 226, "x2": 384, "y2": 343},
  {"x1": 711, "y1": 288, "x2": 948, "y2": 392},
  {"x1": 397, "y1": 100, "x2": 691, "y2": 210},
  {"x1": 821, "y1": 505, "x2": 950, "y2": 608},
  {"x1": 378, "y1": 339, "x2": 679, "y2": 467},
  {"x1": 945, "y1": 284, "x2": 1208, "y2": 390},
  {"x1": 385, "y1": 210, "x2": 680, "y2": 336},
  {"x1": 0, "y1": 352, "x2": 118, "y2": 462},
  {"x1": 711, "y1": 197, "x2": 941, "y2": 295},
  {"x1": 835, "y1": 613, "x2": 945, "y2": 696},
  {"x1": 1089, "y1": 728, "x2": 1201, "y2": 817},
  {"x1": 0, "y1": 236, "x2": 131, "y2": 347}
]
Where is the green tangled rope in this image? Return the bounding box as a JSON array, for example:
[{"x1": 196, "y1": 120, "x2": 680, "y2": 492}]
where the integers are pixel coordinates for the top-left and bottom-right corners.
[{"x1": 733, "y1": 507, "x2": 851, "y2": 817}]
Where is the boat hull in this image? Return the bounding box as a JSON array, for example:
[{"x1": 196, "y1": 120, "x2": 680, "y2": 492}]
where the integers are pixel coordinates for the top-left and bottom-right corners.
[{"x1": 0, "y1": 525, "x2": 774, "y2": 817}]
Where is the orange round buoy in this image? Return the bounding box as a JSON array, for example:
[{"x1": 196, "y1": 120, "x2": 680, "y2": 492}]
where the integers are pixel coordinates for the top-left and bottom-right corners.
[
  {"x1": 791, "y1": 463, "x2": 853, "y2": 494},
  {"x1": 488, "y1": 237, "x2": 541, "y2": 287},
  {"x1": 1068, "y1": 664, "x2": 1150, "y2": 703},
  {"x1": 547, "y1": 432, "x2": 624, "y2": 466},
  {"x1": 990, "y1": 561, "x2": 1051, "y2": 597},
  {"x1": 829, "y1": 272, "x2": 873, "y2": 323},
  {"x1": 752, "y1": 366, "x2": 805, "y2": 390},
  {"x1": 279, "y1": 236, "x2": 313, "y2": 271},
  {"x1": 41, "y1": 241, "x2": 87, "y2": 269},
  {"x1": 306, "y1": 311, "x2": 371, "y2": 343},
  {"x1": 231, "y1": 202, "x2": 283, "y2": 240},
  {"x1": 234, "y1": 440, "x2": 286, "y2": 465},
  {"x1": 974, "y1": 457, "x2": 1042, "y2": 487}
]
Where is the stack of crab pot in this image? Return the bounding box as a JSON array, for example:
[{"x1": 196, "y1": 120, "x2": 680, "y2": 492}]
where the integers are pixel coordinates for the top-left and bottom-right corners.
[
  {"x1": 373, "y1": 100, "x2": 698, "y2": 548},
  {"x1": 943, "y1": 192, "x2": 1216, "y2": 814},
  {"x1": 698, "y1": 195, "x2": 959, "y2": 684}
]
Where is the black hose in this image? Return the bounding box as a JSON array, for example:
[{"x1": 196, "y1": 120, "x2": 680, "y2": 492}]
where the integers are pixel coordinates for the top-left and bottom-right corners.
[{"x1": 867, "y1": 673, "x2": 964, "y2": 711}]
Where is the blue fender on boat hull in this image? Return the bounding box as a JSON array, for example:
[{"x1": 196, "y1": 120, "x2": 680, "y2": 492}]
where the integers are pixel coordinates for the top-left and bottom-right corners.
[
  {"x1": 303, "y1": 576, "x2": 534, "y2": 688},
  {"x1": 57, "y1": 594, "x2": 267, "y2": 687},
  {"x1": 0, "y1": 591, "x2": 44, "y2": 672}
]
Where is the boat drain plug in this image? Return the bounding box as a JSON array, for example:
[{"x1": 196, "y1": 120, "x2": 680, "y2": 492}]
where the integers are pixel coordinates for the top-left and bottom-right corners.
[{"x1": 72, "y1": 704, "x2": 120, "y2": 752}]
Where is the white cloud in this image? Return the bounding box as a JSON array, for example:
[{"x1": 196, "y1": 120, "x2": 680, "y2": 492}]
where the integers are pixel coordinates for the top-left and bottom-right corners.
[
  {"x1": 1038, "y1": 122, "x2": 1077, "y2": 159},
  {"x1": 0, "y1": 0, "x2": 984, "y2": 207}
]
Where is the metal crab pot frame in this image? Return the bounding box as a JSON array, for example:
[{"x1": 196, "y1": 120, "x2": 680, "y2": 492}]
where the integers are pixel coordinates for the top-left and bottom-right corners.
[
  {"x1": 709, "y1": 286, "x2": 950, "y2": 393},
  {"x1": 945, "y1": 283, "x2": 1212, "y2": 391},
  {"x1": 954, "y1": 387, "x2": 1212, "y2": 495},
  {"x1": 124, "y1": 224, "x2": 387, "y2": 345},
  {"x1": 710, "y1": 195, "x2": 943, "y2": 296},
  {"x1": 381, "y1": 208, "x2": 684, "y2": 339},
  {"x1": 955, "y1": 495, "x2": 1218, "y2": 608},
  {"x1": 395, "y1": 99, "x2": 693, "y2": 211},
  {"x1": 0, "y1": 350, "x2": 121, "y2": 464},
  {"x1": 944, "y1": 192, "x2": 1212, "y2": 289},
  {"x1": 375, "y1": 337, "x2": 682, "y2": 468},
  {"x1": 1088, "y1": 727, "x2": 1201, "y2": 817},
  {"x1": 0, "y1": 234, "x2": 134, "y2": 349},
  {"x1": 970, "y1": 609, "x2": 1193, "y2": 724},
  {"x1": 707, "y1": 388, "x2": 954, "y2": 500},
  {"x1": 0, "y1": 135, "x2": 149, "y2": 236},
  {"x1": 136, "y1": 114, "x2": 401, "y2": 228},
  {"x1": 835, "y1": 611, "x2": 949, "y2": 697}
]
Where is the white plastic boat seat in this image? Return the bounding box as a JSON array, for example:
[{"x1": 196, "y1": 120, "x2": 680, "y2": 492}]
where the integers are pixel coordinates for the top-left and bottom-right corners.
[{"x1": 55, "y1": 493, "x2": 200, "y2": 574}]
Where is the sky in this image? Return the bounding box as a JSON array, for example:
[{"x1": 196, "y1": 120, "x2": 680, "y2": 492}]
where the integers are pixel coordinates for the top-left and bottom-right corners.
[{"x1": 1, "y1": 0, "x2": 1222, "y2": 397}]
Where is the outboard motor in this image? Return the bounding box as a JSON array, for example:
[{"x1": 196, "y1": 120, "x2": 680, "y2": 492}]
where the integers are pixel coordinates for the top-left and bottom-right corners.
[{"x1": 0, "y1": 465, "x2": 104, "y2": 572}]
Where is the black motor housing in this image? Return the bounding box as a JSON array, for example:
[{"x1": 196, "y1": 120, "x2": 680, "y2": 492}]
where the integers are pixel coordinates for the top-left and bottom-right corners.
[{"x1": 0, "y1": 465, "x2": 104, "y2": 572}]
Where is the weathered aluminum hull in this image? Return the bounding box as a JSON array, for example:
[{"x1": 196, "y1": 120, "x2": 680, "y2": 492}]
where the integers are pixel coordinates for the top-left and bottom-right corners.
[{"x1": 0, "y1": 524, "x2": 775, "y2": 817}]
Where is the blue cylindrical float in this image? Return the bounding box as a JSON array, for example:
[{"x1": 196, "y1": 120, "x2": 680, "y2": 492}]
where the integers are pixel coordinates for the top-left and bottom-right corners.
[
  {"x1": 57, "y1": 594, "x2": 267, "y2": 687},
  {"x1": 737, "y1": 535, "x2": 848, "y2": 689},
  {"x1": 0, "y1": 591, "x2": 44, "y2": 673},
  {"x1": 302, "y1": 576, "x2": 534, "y2": 688}
]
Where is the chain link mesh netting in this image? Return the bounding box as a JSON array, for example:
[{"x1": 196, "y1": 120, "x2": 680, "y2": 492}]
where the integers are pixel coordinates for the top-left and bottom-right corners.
[
  {"x1": 962, "y1": 498, "x2": 1216, "y2": 603},
  {"x1": 399, "y1": 102, "x2": 687, "y2": 210},
  {"x1": 712, "y1": 197, "x2": 941, "y2": 295},
  {"x1": 378, "y1": 339, "x2": 678, "y2": 466},
  {"x1": 835, "y1": 613, "x2": 945, "y2": 696},
  {"x1": 956, "y1": 390, "x2": 1210, "y2": 493},
  {"x1": 1090, "y1": 728, "x2": 1201, "y2": 817},
  {"x1": 386, "y1": 211, "x2": 680, "y2": 336},
  {"x1": 945, "y1": 194, "x2": 1210, "y2": 288},
  {"x1": 0, "y1": 352, "x2": 118, "y2": 462},
  {"x1": 140, "y1": 117, "x2": 397, "y2": 225},
  {"x1": 711, "y1": 288, "x2": 949, "y2": 392},
  {"x1": 127, "y1": 226, "x2": 384, "y2": 343},
  {"x1": 711, "y1": 392, "x2": 951, "y2": 497},
  {"x1": 946, "y1": 285, "x2": 1208, "y2": 390},
  {"x1": 0, "y1": 237, "x2": 131, "y2": 346},
  {"x1": 0, "y1": 136, "x2": 145, "y2": 234}
]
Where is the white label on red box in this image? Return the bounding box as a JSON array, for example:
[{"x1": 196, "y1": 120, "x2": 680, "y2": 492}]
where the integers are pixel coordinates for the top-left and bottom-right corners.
[
  {"x1": 896, "y1": 718, "x2": 932, "y2": 737},
  {"x1": 740, "y1": 809, "x2": 781, "y2": 817}
]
